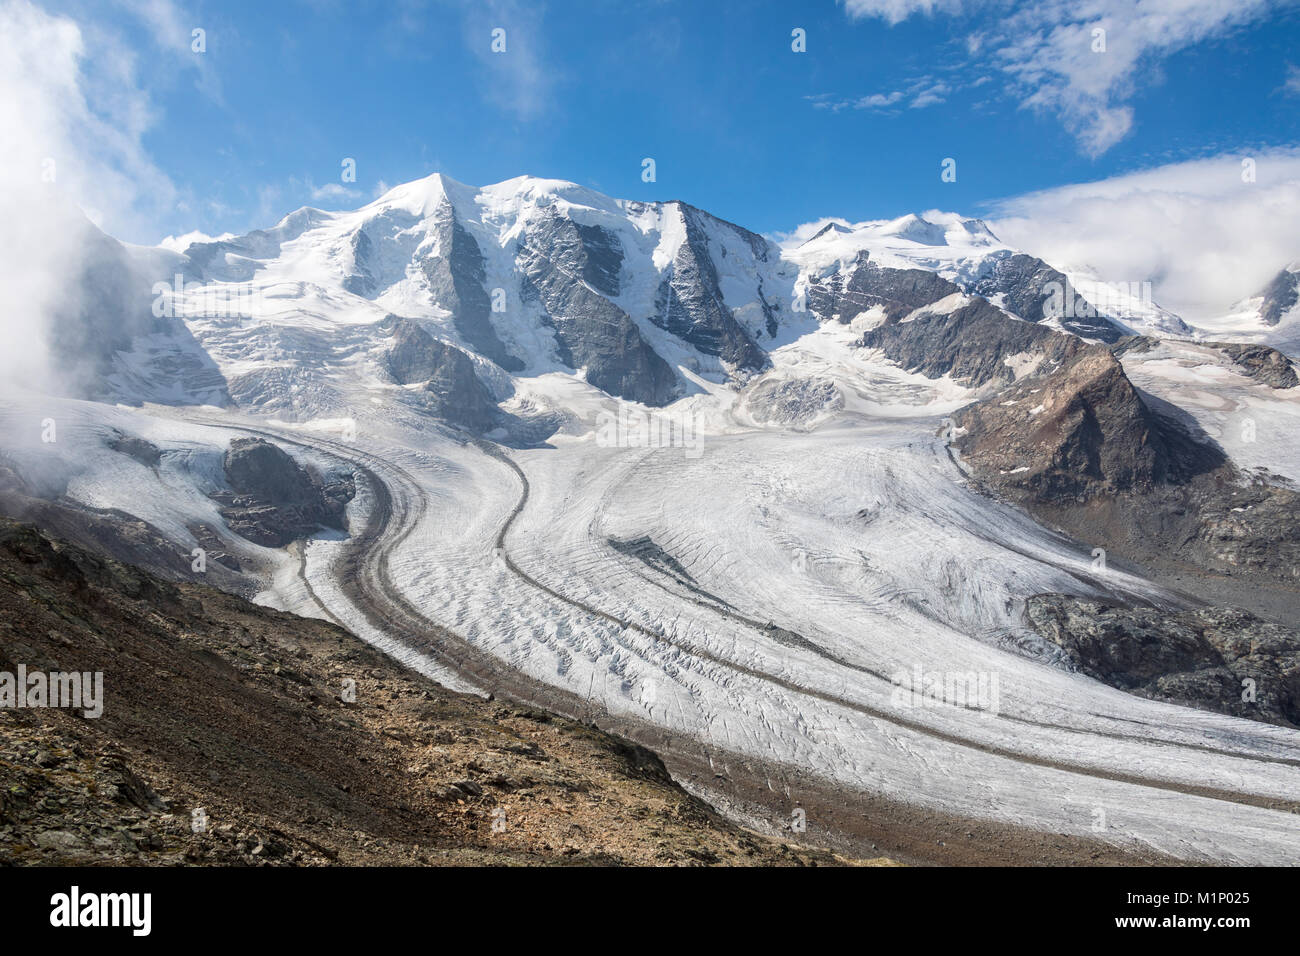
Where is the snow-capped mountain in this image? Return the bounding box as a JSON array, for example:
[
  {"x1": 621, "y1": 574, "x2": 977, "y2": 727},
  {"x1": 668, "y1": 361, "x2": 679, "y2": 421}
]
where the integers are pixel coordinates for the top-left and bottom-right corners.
[
  {"x1": 67, "y1": 172, "x2": 1233, "y2": 425},
  {"x1": 6, "y1": 172, "x2": 1300, "y2": 867}
]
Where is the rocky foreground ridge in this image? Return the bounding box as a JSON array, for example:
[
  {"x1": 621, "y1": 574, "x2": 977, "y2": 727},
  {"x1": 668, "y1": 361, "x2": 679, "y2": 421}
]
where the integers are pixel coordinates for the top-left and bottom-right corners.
[{"x1": 0, "y1": 519, "x2": 883, "y2": 867}]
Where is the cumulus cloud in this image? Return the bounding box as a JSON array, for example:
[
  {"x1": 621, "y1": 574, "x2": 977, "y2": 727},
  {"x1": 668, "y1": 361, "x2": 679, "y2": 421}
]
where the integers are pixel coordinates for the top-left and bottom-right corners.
[
  {"x1": 840, "y1": 0, "x2": 1286, "y2": 156},
  {"x1": 158, "y1": 229, "x2": 236, "y2": 253},
  {"x1": 986, "y1": 148, "x2": 1300, "y2": 320}
]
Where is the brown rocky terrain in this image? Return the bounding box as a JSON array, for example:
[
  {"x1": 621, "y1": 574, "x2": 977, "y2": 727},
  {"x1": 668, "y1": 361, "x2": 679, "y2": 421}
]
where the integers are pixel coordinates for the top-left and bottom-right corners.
[
  {"x1": 0, "y1": 518, "x2": 887, "y2": 867},
  {"x1": 862, "y1": 297, "x2": 1084, "y2": 388},
  {"x1": 949, "y1": 341, "x2": 1300, "y2": 603},
  {"x1": 950, "y1": 344, "x2": 1219, "y2": 499},
  {"x1": 945, "y1": 336, "x2": 1300, "y2": 718}
]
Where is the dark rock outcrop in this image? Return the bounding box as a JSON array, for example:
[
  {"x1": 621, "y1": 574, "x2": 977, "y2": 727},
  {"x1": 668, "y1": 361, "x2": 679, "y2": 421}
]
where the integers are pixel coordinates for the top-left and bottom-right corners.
[
  {"x1": 419, "y1": 200, "x2": 523, "y2": 372},
  {"x1": 1108, "y1": 335, "x2": 1160, "y2": 357},
  {"x1": 518, "y1": 212, "x2": 677, "y2": 406},
  {"x1": 341, "y1": 230, "x2": 376, "y2": 297},
  {"x1": 211, "y1": 439, "x2": 354, "y2": 548},
  {"x1": 949, "y1": 341, "x2": 1299, "y2": 619},
  {"x1": 1207, "y1": 342, "x2": 1298, "y2": 388},
  {"x1": 106, "y1": 433, "x2": 162, "y2": 468},
  {"x1": 1025, "y1": 594, "x2": 1300, "y2": 727},
  {"x1": 652, "y1": 203, "x2": 767, "y2": 372},
  {"x1": 1256, "y1": 267, "x2": 1299, "y2": 327},
  {"x1": 807, "y1": 250, "x2": 962, "y2": 325},
  {"x1": 971, "y1": 252, "x2": 1126, "y2": 342},
  {"x1": 950, "y1": 346, "x2": 1210, "y2": 499},
  {"x1": 382, "y1": 317, "x2": 500, "y2": 431},
  {"x1": 0, "y1": 490, "x2": 248, "y2": 594},
  {"x1": 862, "y1": 297, "x2": 1083, "y2": 388}
]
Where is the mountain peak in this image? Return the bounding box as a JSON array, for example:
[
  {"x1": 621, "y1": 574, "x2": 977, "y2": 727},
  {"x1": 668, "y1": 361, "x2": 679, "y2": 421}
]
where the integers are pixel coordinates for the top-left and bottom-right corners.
[{"x1": 879, "y1": 213, "x2": 948, "y2": 246}]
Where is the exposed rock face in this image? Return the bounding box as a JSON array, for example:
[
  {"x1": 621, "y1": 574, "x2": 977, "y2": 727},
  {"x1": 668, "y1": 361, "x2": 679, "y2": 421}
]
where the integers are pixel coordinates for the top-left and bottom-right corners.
[
  {"x1": 1183, "y1": 480, "x2": 1300, "y2": 581},
  {"x1": 519, "y1": 212, "x2": 677, "y2": 406},
  {"x1": 419, "y1": 200, "x2": 523, "y2": 372},
  {"x1": 106, "y1": 433, "x2": 161, "y2": 468},
  {"x1": 0, "y1": 489, "x2": 249, "y2": 594},
  {"x1": 806, "y1": 251, "x2": 962, "y2": 324},
  {"x1": 862, "y1": 297, "x2": 1083, "y2": 388},
  {"x1": 1207, "y1": 342, "x2": 1298, "y2": 388},
  {"x1": 383, "y1": 317, "x2": 501, "y2": 431},
  {"x1": 1025, "y1": 594, "x2": 1300, "y2": 727},
  {"x1": 652, "y1": 203, "x2": 767, "y2": 372},
  {"x1": 950, "y1": 340, "x2": 1299, "y2": 618},
  {"x1": 0, "y1": 519, "x2": 874, "y2": 867},
  {"x1": 1256, "y1": 266, "x2": 1299, "y2": 326},
  {"x1": 1108, "y1": 335, "x2": 1159, "y2": 357},
  {"x1": 341, "y1": 229, "x2": 376, "y2": 297},
  {"x1": 951, "y1": 346, "x2": 1202, "y2": 499},
  {"x1": 524, "y1": 209, "x2": 624, "y2": 297},
  {"x1": 212, "y1": 439, "x2": 354, "y2": 548},
  {"x1": 971, "y1": 252, "x2": 1126, "y2": 342}
]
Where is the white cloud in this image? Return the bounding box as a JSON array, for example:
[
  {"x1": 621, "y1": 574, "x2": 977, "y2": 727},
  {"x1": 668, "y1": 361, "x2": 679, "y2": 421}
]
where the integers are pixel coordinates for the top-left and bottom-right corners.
[
  {"x1": 986, "y1": 148, "x2": 1300, "y2": 320},
  {"x1": 0, "y1": 0, "x2": 180, "y2": 393},
  {"x1": 810, "y1": 77, "x2": 951, "y2": 113},
  {"x1": 463, "y1": 0, "x2": 551, "y2": 119},
  {"x1": 840, "y1": 0, "x2": 1286, "y2": 156},
  {"x1": 842, "y1": 0, "x2": 962, "y2": 26},
  {"x1": 157, "y1": 229, "x2": 236, "y2": 252},
  {"x1": 310, "y1": 182, "x2": 361, "y2": 202},
  {"x1": 1284, "y1": 63, "x2": 1300, "y2": 95},
  {"x1": 113, "y1": 0, "x2": 223, "y2": 103}
]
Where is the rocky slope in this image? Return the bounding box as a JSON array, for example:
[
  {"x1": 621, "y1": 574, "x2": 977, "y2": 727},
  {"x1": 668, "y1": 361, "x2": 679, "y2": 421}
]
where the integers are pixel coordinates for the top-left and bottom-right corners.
[
  {"x1": 950, "y1": 344, "x2": 1211, "y2": 498},
  {"x1": 862, "y1": 297, "x2": 1084, "y2": 388},
  {"x1": 1206, "y1": 342, "x2": 1298, "y2": 388},
  {"x1": 948, "y1": 335, "x2": 1300, "y2": 625},
  {"x1": 1255, "y1": 264, "x2": 1299, "y2": 327},
  {"x1": 383, "y1": 316, "x2": 503, "y2": 431},
  {"x1": 806, "y1": 250, "x2": 962, "y2": 325},
  {"x1": 1026, "y1": 595, "x2": 1300, "y2": 727},
  {"x1": 0, "y1": 519, "x2": 885, "y2": 867},
  {"x1": 210, "y1": 439, "x2": 355, "y2": 548},
  {"x1": 971, "y1": 252, "x2": 1125, "y2": 342}
]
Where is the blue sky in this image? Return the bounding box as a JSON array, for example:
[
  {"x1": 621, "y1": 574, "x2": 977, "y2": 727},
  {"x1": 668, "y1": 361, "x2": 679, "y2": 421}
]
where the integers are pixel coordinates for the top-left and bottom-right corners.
[{"x1": 16, "y1": 0, "x2": 1300, "y2": 244}]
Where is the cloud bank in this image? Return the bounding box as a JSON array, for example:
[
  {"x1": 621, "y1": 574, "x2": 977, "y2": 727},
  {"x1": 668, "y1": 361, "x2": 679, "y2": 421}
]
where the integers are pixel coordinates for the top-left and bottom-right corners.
[{"x1": 988, "y1": 149, "x2": 1300, "y2": 320}]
